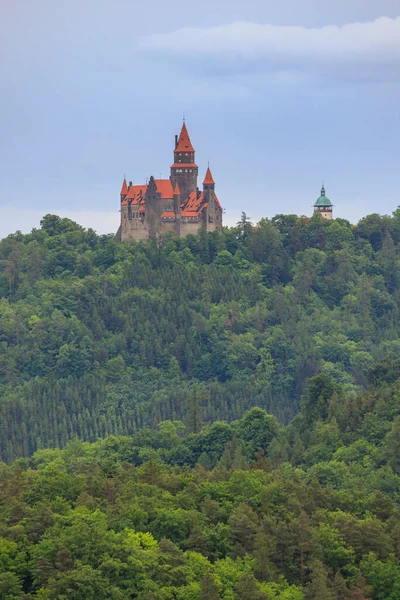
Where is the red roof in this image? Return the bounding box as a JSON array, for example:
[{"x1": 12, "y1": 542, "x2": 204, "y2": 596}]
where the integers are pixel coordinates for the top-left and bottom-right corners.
[
  {"x1": 175, "y1": 122, "x2": 195, "y2": 153},
  {"x1": 161, "y1": 211, "x2": 176, "y2": 218},
  {"x1": 203, "y1": 167, "x2": 215, "y2": 185},
  {"x1": 182, "y1": 190, "x2": 222, "y2": 212},
  {"x1": 121, "y1": 175, "x2": 222, "y2": 213},
  {"x1": 120, "y1": 178, "x2": 128, "y2": 196},
  {"x1": 123, "y1": 179, "x2": 174, "y2": 204},
  {"x1": 154, "y1": 179, "x2": 174, "y2": 198}
]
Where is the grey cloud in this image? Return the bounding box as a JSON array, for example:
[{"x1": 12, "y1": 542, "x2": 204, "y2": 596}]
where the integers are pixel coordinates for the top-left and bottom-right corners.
[{"x1": 138, "y1": 17, "x2": 400, "y2": 82}]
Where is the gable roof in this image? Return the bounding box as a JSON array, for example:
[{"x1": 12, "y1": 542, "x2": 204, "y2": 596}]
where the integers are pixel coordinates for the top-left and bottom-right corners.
[
  {"x1": 181, "y1": 190, "x2": 222, "y2": 213},
  {"x1": 122, "y1": 179, "x2": 174, "y2": 206}
]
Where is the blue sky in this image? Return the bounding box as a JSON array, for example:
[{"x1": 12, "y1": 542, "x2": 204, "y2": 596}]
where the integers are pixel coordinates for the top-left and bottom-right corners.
[{"x1": 1, "y1": 0, "x2": 400, "y2": 237}]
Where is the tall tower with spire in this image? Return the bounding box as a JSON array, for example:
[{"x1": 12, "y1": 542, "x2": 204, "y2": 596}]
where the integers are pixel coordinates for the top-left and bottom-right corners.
[
  {"x1": 170, "y1": 121, "x2": 199, "y2": 202},
  {"x1": 314, "y1": 185, "x2": 333, "y2": 220}
]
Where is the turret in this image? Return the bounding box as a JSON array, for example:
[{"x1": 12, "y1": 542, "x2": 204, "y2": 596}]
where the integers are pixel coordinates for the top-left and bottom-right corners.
[
  {"x1": 173, "y1": 182, "x2": 181, "y2": 213},
  {"x1": 120, "y1": 177, "x2": 128, "y2": 202},
  {"x1": 314, "y1": 184, "x2": 333, "y2": 220},
  {"x1": 203, "y1": 166, "x2": 217, "y2": 231},
  {"x1": 145, "y1": 176, "x2": 162, "y2": 238},
  {"x1": 170, "y1": 121, "x2": 198, "y2": 202},
  {"x1": 173, "y1": 182, "x2": 181, "y2": 236}
]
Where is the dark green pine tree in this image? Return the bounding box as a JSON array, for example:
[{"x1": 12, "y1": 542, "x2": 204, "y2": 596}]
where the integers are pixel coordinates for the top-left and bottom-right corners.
[{"x1": 185, "y1": 384, "x2": 208, "y2": 434}]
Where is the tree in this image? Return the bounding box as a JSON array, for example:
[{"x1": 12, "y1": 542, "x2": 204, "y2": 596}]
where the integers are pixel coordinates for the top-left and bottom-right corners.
[
  {"x1": 238, "y1": 408, "x2": 279, "y2": 459},
  {"x1": 305, "y1": 561, "x2": 334, "y2": 600},
  {"x1": 185, "y1": 384, "x2": 208, "y2": 434},
  {"x1": 383, "y1": 417, "x2": 400, "y2": 474},
  {"x1": 301, "y1": 374, "x2": 339, "y2": 424},
  {"x1": 234, "y1": 573, "x2": 266, "y2": 600},
  {"x1": 200, "y1": 572, "x2": 220, "y2": 600}
]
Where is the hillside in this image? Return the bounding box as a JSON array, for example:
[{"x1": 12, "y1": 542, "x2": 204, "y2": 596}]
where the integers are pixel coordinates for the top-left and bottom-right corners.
[
  {"x1": 1, "y1": 371, "x2": 400, "y2": 598},
  {"x1": 1, "y1": 211, "x2": 400, "y2": 461}
]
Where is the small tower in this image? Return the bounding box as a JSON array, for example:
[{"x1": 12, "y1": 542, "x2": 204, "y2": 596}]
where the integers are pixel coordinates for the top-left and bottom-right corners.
[
  {"x1": 203, "y1": 166, "x2": 216, "y2": 232},
  {"x1": 145, "y1": 176, "x2": 161, "y2": 238},
  {"x1": 314, "y1": 185, "x2": 333, "y2": 220},
  {"x1": 170, "y1": 121, "x2": 199, "y2": 202},
  {"x1": 120, "y1": 177, "x2": 128, "y2": 202},
  {"x1": 173, "y1": 182, "x2": 181, "y2": 236}
]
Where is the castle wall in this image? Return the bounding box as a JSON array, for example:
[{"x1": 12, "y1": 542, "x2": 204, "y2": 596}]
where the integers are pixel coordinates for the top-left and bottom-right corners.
[
  {"x1": 161, "y1": 221, "x2": 177, "y2": 234},
  {"x1": 215, "y1": 207, "x2": 223, "y2": 231},
  {"x1": 180, "y1": 219, "x2": 203, "y2": 237},
  {"x1": 314, "y1": 207, "x2": 333, "y2": 220}
]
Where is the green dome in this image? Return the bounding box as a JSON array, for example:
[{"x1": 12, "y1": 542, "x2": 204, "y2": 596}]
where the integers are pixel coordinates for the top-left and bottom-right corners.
[{"x1": 314, "y1": 185, "x2": 333, "y2": 207}]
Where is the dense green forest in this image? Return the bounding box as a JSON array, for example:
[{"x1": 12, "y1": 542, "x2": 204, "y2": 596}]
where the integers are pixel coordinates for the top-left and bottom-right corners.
[
  {"x1": 2, "y1": 211, "x2": 400, "y2": 461},
  {"x1": 2, "y1": 370, "x2": 400, "y2": 598},
  {"x1": 2, "y1": 212, "x2": 400, "y2": 598}
]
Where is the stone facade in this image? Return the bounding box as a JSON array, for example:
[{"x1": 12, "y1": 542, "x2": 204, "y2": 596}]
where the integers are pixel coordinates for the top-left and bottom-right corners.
[{"x1": 117, "y1": 123, "x2": 223, "y2": 242}]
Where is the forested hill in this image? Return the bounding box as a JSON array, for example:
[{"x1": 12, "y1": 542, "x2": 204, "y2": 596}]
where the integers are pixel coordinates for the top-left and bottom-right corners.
[
  {"x1": 2, "y1": 371, "x2": 400, "y2": 598},
  {"x1": 1, "y1": 210, "x2": 400, "y2": 461}
]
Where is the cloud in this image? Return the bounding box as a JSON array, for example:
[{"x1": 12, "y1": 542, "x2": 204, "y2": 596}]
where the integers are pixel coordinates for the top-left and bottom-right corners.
[{"x1": 138, "y1": 17, "x2": 400, "y2": 82}]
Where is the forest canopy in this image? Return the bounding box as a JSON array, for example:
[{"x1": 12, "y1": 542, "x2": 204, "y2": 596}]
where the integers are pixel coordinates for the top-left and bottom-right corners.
[
  {"x1": 2, "y1": 212, "x2": 400, "y2": 598},
  {"x1": 1, "y1": 210, "x2": 400, "y2": 461}
]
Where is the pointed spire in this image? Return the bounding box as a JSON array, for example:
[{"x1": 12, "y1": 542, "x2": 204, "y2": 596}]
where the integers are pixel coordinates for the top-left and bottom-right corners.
[
  {"x1": 321, "y1": 183, "x2": 326, "y2": 196},
  {"x1": 175, "y1": 121, "x2": 195, "y2": 153},
  {"x1": 203, "y1": 166, "x2": 215, "y2": 185},
  {"x1": 120, "y1": 177, "x2": 128, "y2": 196}
]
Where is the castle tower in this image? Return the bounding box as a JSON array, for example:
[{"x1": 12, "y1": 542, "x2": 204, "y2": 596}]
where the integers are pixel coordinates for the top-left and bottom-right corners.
[
  {"x1": 120, "y1": 177, "x2": 128, "y2": 202},
  {"x1": 314, "y1": 185, "x2": 333, "y2": 220},
  {"x1": 170, "y1": 121, "x2": 198, "y2": 201},
  {"x1": 203, "y1": 166, "x2": 217, "y2": 232},
  {"x1": 145, "y1": 175, "x2": 162, "y2": 238},
  {"x1": 173, "y1": 182, "x2": 181, "y2": 236}
]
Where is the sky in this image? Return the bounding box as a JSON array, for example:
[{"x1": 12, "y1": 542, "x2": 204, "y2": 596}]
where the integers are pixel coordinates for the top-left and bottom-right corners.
[{"x1": 1, "y1": 0, "x2": 400, "y2": 238}]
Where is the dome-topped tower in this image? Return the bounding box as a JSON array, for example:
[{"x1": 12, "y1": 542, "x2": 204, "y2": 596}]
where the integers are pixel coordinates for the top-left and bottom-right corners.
[{"x1": 314, "y1": 185, "x2": 333, "y2": 220}]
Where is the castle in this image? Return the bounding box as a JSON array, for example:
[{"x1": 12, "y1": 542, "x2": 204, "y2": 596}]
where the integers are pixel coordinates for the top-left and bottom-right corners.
[{"x1": 117, "y1": 122, "x2": 223, "y2": 241}]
